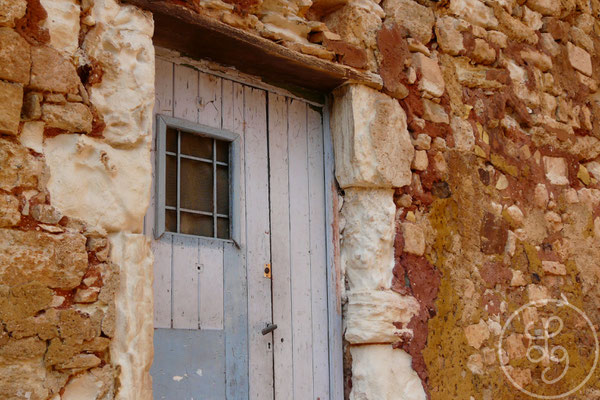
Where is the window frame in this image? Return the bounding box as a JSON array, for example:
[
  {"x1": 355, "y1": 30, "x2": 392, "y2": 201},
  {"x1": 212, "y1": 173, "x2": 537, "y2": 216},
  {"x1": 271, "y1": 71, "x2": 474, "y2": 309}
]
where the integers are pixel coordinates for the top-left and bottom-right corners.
[{"x1": 155, "y1": 114, "x2": 241, "y2": 244}]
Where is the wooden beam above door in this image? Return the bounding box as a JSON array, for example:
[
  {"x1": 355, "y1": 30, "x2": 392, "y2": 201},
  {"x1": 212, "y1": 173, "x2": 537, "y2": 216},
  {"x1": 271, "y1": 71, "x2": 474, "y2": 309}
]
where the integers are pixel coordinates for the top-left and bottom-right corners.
[{"x1": 122, "y1": 0, "x2": 382, "y2": 97}]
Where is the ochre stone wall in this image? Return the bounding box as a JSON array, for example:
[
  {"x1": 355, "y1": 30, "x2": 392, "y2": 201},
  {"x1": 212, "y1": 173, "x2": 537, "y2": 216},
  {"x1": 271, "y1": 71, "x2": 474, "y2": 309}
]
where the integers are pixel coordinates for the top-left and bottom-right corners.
[
  {"x1": 178, "y1": 0, "x2": 600, "y2": 398},
  {"x1": 5, "y1": 0, "x2": 600, "y2": 398},
  {"x1": 0, "y1": 0, "x2": 154, "y2": 398}
]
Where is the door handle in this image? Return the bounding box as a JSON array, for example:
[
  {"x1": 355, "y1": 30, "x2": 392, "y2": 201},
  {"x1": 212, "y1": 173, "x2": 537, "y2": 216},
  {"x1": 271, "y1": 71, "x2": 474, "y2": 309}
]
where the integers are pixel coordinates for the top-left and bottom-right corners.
[{"x1": 261, "y1": 323, "x2": 277, "y2": 335}]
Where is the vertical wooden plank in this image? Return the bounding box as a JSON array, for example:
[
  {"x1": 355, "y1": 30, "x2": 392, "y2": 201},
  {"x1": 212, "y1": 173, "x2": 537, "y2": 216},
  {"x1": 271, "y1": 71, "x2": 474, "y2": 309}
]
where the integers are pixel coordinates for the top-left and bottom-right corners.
[
  {"x1": 153, "y1": 58, "x2": 174, "y2": 118},
  {"x1": 324, "y1": 97, "x2": 344, "y2": 400},
  {"x1": 147, "y1": 58, "x2": 174, "y2": 235},
  {"x1": 197, "y1": 72, "x2": 225, "y2": 331},
  {"x1": 198, "y1": 239, "x2": 224, "y2": 330},
  {"x1": 307, "y1": 105, "x2": 330, "y2": 399},
  {"x1": 222, "y1": 79, "x2": 249, "y2": 399},
  {"x1": 268, "y1": 93, "x2": 294, "y2": 400},
  {"x1": 172, "y1": 235, "x2": 200, "y2": 329},
  {"x1": 222, "y1": 81, "x2": 244, "y2": 141},
  {"x1": 171, "y1": 63, "x2": 199, "y2": 330},
  {"x1": 224, "y1": 81, "x2": 245, "y2": 246},
  {"x1": 153, "y1": 234, "x2": 173, "y2": 328},
  {"x1": 223, "y1": 243, "x2": 249, "y2": 399},
  {"x1": 244, "y1": 86, "x2": 273, "y2": 400},
  {"x1": 151, "y1": 58, "x2": 174, "y2": 329},
  {"x1": 173, "y1": 64, "x2": 199, "y2": 122},
  {"x1": 287, "y1": 99, "x2": 313, "y2": 399},
  {"x1": 198, "y1": 72, "x2": 222, "y2": 128}
]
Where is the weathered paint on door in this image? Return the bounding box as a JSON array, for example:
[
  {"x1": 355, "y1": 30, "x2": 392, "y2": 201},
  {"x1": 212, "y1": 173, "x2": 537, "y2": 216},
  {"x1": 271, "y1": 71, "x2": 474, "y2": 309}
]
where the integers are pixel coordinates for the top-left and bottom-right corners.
[{"x1": 146, "y1": 55, "x2": 331, "y2": 399}]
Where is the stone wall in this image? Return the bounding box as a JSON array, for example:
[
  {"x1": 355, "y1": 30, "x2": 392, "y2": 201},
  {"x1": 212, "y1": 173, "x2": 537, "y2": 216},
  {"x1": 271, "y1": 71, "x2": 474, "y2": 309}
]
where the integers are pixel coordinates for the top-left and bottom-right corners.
[
  {"x1": 326, "y1": 0, "x2": 600, "y2": 398},
  {"x1": 5, "y1": 0, "x2": 600, "y2": 398},
  {"x1": 0, "y1": 0, "x2": 154, "y2": 398},
  {"x1": 187, "y1": 0, "x2": 600, "y2": 397}
]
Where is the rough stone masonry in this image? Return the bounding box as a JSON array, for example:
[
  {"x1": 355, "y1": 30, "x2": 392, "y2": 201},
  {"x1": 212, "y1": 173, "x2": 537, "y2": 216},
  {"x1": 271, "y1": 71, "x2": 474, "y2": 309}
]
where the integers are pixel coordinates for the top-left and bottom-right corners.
[
  {"x1": 0, "y1": 0, "x2": 154, "y2": 398},
  {"x1": 4, "y1": 0, "x2": 600, "y2": 399}
]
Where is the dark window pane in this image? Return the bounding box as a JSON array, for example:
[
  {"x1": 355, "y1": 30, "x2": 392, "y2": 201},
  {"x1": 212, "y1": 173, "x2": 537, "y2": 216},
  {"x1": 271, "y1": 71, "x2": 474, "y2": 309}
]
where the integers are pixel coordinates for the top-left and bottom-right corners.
[
  {"x1": 216, "y1": 140, "x2": 229, "y2": 163},
  {"x1": 165, "y1": 155, "x2": 177, "y2": 207},
  {"x1": 166, "y1": 127, "x2": 177, "y2": 153},
  {"x1": 181, "y1": 131, "x2": 212, "y2": 159},
  {"x1": 181, "y1": 212, "x2": 213, "y2": 237},
  {"x1": 165, "y1": 209, "x2": 177, "y2": 233},
  {"x1": 217, "y1": 165, "x2": 229, "y2": 215},
  {"x1": 217, "y1": 217, "x2": 229, "y2": 239},
  {"x1": 180, "y1": 158, "x2": 212, "y2": 212}
]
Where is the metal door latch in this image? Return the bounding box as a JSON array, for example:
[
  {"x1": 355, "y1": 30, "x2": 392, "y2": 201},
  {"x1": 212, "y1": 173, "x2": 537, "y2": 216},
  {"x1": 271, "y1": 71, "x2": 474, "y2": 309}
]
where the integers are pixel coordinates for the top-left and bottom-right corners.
[
  {"x1": 261, "y1": 323, "x2": 277, "y2": 335},
  {"x1": 264, "y1": 263, "x2": 272, "y2": 278}
]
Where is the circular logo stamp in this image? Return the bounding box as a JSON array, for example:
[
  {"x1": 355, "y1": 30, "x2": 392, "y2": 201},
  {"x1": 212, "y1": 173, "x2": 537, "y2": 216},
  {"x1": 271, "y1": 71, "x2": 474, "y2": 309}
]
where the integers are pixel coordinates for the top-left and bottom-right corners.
[{"x1": 499, "y1": 298, "x2": 599, "y2": 399}]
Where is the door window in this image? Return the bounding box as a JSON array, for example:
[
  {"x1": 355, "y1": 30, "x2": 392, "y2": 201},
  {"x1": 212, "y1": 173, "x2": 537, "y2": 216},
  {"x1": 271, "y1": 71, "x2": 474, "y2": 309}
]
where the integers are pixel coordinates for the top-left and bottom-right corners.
[{"x1": 155, "y1": 114, "x2": 239, "y2": 241}]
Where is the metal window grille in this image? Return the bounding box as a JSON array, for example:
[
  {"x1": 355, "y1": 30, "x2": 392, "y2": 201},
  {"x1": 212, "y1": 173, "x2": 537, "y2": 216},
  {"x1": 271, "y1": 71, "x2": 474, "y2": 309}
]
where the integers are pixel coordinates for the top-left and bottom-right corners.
[{"x1": 164, "y1": 126, "x2": 231, "y2": 239}]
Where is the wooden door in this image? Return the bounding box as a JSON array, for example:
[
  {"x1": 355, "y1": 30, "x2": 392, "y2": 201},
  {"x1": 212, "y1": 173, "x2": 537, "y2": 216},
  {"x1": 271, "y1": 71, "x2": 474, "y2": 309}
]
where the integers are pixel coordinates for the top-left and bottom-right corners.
[{"x1": 147, "y1": 54, "x2": 332, "y2": 400}]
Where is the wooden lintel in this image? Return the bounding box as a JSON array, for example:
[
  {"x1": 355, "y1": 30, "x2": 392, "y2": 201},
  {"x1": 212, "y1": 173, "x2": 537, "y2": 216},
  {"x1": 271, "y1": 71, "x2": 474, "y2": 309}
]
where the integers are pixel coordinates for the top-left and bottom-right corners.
[{"x1": 122, "y1": 0, "x2": 382, "y2": 96}]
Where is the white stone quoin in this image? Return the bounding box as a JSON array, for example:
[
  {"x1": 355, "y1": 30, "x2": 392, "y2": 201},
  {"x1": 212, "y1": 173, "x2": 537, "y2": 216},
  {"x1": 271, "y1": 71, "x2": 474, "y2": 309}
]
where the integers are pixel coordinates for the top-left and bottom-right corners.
[
  {"x1": 333, "y1": 84, "x2": 425, "y2": 400},
  {"x1": 331, "y1": 84, "x2": 414, "y2": 189}
]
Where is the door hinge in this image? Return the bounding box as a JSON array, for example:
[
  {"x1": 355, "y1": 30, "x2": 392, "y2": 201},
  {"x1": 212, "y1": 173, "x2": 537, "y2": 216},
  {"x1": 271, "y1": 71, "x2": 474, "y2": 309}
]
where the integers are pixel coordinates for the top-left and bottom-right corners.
[{"x1": 264, "y1": 263, "x2": 271, "y2": 279}]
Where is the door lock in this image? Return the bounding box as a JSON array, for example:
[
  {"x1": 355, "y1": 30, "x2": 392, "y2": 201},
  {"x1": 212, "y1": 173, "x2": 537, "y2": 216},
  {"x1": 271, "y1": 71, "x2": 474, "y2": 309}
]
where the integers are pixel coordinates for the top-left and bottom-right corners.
[
  {"x1": 261, "y1": 323, "x2": 278, "y2": 335},
  {"x1": 264, "y1": 263, "x2": 272, "y2": 278}
]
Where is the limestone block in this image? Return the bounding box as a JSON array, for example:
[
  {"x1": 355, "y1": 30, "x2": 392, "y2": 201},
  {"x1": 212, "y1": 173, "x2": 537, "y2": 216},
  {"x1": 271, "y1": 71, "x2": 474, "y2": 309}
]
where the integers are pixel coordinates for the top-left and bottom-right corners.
[
  {"x1": 382, "y1": 0, "x2": 435, "y2": 44},
  {"x1": 412, "y1": 53, "x2": 445, "y2": 99},
  {"x1": 109, "y1": 232, "x2": 153, "y2": 400},
  {"x1": 31, "y1": 204, "x2": 63, "y2": 224},
  {"x1": 464, "y1": 319, "x2": 490, "y2": 349},
  {"x1": 449, "y1": 0, "x2": 498, "y2": 29},
  {"x1": 422, "y1": 99, "x2": 449, "y2": 124},
  {"x1": 541, "y1": 261, "x2": 567, "y2": 275},
  {"x1": 84, "y1": 0, "x2": 155, "y2": 146},
  {"x1": 61, "y1": 372, "x2": 104, "y2": 399},
  {"x1": 543, "y1": 156, "x2": 569, "y2": 185},
  {"x1": 451, "y1": 116, "x2": 475, "y2": 151},
  {"x1": 471, "y1": 38, "x2": 496, "y2": 64},
  {"x1": 42, "y1": 103, "x2": 93, "y2": 133},
  {"x1": 20, "y1": 121, "x2": 44, "y2": 153},
  {"x1": 0, "y1": 138, "x2": 44, "y2": 191},
  {"x1": 0, "y1": 362, "x2": 49, "y2": 400},
  {"x1": 567, "y1": 42, "x2": 592, "y2": 77},
  {"x1": 22, "y1": 92, "x2": 43, "y2": 121},
  {"x1": 322, "y1": 0, "x2": 382, "y2": 70},
  {"x1": 40, "y1": 0, "x2": 80, "y2": 55},
  {"x1": 345, "y1": 290, "x2": 420, "y2": 344},
  {"x1": 505, "y1": 205, "x2": 524, "y2": 227},
  {"x1": 331, "y1": 85, "x2": 413, "y2": 188},
  {"x1": 488, "y1": 30, "x2": 508, "y2": 48},
  {"x1": 0, "y1": 194, "x2": 19, "y2": 227},
  {"x1": 261, "y1": 12, "x2": 311, "y2": 43},
  {"x1": 0, "y1": 229, "x2": 87, "y2": 289},
  {"x1": 0, "y1": 28, "x2": 30, "y2": 84},
  {"x1": 0, "y1": 80, "x2": 23, "y2": 135},
  {"x1": 349, "y1": 345, "x2": 426, "y2": 400},
  {"x1": 539, "y1": 33, "x2": 560, "y2": 57},
  {"x1": 522, "y1": 6, "x2": 543, "y2": 30},
  {"x1": 43, "y1": 134, "x2": 151, "y2": 233},
  {"x1": 585, "y1": 161, "x2": 600, "y2": 181},
  {"x1": 454, "y1": 58, "x2": 504, "y2": 89},
  {"x1": 30, "y1": 46, "x2": 80, "y2": 93},
  {"x1": 411, "y1": 150, "x2": 428, "y2": 171},
  {"x1": 435, "y1": 16, "x2": 465, "y2": 56},
  {"x1": 0, "y1": 0, "x2": 26, "y2": 27},
  {"x1": 402, "y1": 222, "x2": 425, "y2": 256},
  {"x1": 341, "y1": 188, "x2": 395, "y2": 290},
  {"x1": 526, "y1": 0, "x2": 560, "y2": 16},
  {"x1": 533, "y1": 183, "x2": 549, "y2": 208},
  {"x1": 527, "y1": 284, "x2": 549, "y2": 301}
]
